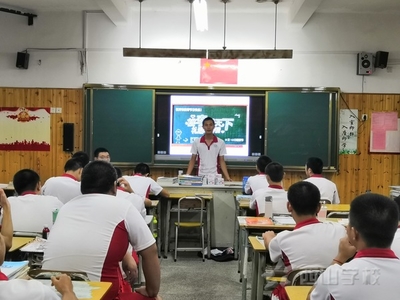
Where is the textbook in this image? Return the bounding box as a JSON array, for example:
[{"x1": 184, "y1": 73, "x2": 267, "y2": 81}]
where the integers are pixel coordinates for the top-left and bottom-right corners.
[
  {"x1": 0, "y1": 260, "x2": 29, "y2": 278},
  {"x1": 245, "y1": 217, "x2": 273, "y2": 225}
]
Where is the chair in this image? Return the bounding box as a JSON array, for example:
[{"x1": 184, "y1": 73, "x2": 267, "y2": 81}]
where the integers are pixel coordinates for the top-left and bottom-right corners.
[
  {"x1": 319, "y1": 199, "x2": 331, "y2": 204},
  {"x1": 327, "y1": 211, "x2": 349, "y2": 218},
  {"x1": 174, "y1": 196, "x2": 205, "y2": 262},
  {"x1": 286, "y1": 268, "x2": 325, "y2": 286}
]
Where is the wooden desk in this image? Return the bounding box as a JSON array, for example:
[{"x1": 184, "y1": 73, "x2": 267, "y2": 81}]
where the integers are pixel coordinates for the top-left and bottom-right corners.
[
  {"x1": 248, "y1": 236, "x2": 268, "y2": 300},
  {"x1": 9, "y1": 237, "x2": 34, "y2": 252},
  {"x1": 285, "y1": 286, "x2": 312, "y2": 300},
  {"x1": 81, "y1": 281, "x2": 112, "y2": 300},
  {"x1": 325, "y1": 204, "x2": 350, "y2": 212}
]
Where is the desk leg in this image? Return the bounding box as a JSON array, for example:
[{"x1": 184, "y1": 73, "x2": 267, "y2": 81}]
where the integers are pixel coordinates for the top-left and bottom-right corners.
[
  {"x1": 250, "y1": 250, "x2": 259, "y2": 300},
  {"x1": 234, "y1": 201, "x2": 239, "y2": 260},
  {"x1": 207, "y1": 200, "x2": 211, "y2": 259},
  {"x1": 241, "y1": 229, "x2": 249, "y2": 300},
  {"x1": 256, "y1": 252, "x2": 266, "y2": 300},
  {"x1": 164, "y1": 200, "x2": 171, "y2": 259}
]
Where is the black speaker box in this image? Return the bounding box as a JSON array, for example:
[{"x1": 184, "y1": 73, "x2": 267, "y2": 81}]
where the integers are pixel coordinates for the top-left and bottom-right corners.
[
  {"x1": 16, "y1": 52, "x2": 30, "y2": 69},
  {"x1": 63, "y1": 123, "x2": 74, "y2": 152},
  {"x1": 375, "y1": 51, "x2": 389, "y2": 69},
  {"x1": 357, "y1": 52, "x2": 374, "y2": 75}
]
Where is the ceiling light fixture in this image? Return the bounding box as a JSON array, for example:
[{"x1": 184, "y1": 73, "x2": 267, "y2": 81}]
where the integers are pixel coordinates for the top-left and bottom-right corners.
[
  {"x1": 193, "y1": 0, "x2": 208, "y2": 32},
  {"x1": 123, "y1": 0, "x2": 292, "y2": 59}
]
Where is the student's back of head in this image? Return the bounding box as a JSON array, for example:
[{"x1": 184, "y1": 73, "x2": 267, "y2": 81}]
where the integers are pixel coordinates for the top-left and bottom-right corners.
[
  {"x1": 265, "y1": 162, "x2": 283, "y2": 183},
  {"x1": 13, "y1": 169, "x2": 40, "y2": 195},
  {"x1": 350, "y1": 193, "x2": 398, "y2": 248},
  {"x1": 306, "y1": 157, "x2": 323, "y2": 175},
  {"x1": 71, "y1": 151, "x2": 89, "y2": 168},
  {"x1": 80, "y1": 161, "x2": 117, "y2": 195},
  {"x1": 257, "y1": 155, "x2": 272, "y2": 173},
  {"x1": 394, "y1": 196, "x2": 400, "y2": 221},
  {"x1": 64, "y1": 158, "x2": 83, "y2": 172},
  {"x1": 287, "y1": 181, "x2": 320, "y2": 216},
  {"x1": 134, "y1": 163, "x2": 150, "y2": 176}
]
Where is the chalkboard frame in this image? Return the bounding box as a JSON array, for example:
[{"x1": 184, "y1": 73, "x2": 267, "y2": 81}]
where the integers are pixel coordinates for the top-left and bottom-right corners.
[{"x1": 84, "y1": 85, "x2": 340, "y2": 170}]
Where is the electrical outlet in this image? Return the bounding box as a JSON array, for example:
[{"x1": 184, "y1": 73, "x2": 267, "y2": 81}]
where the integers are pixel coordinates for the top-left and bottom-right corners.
[
  {"x1": 50, "y1": 107, "x2": 56, "y2": 113},
  {"x1": 362, "y1": 114, "x2": 368, "y2": 121},
  {"x1": 56, "y1": 107, "x2": 62, "y2": 113}
]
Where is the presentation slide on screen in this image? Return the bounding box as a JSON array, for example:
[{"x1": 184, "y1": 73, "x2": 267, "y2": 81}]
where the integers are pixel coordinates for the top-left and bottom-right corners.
[{"x1": 170, "y1": 95, "x2": 249, "y2": 156}]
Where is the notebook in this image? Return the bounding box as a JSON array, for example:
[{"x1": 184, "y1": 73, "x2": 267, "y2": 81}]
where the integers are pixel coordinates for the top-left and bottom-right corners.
[
  {"x1": 245, "y1": 217, "x2": 273, "y2": 225},
  {"x1": 1, "y1": 260, "x2": 29, "y2": 278},
  {"x1": 272, "y1": 215, "x2": 296, "y2": 225}
]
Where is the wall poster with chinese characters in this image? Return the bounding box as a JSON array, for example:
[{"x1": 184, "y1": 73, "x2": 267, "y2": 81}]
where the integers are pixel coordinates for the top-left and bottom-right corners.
[
  {"x1": 339, "y1": 109, "x2": 358, "y2": 154},
  {"x1": 370, "y1": 111, "x2": 400, "y2": 153},
  {"x1": 0, "y1": 107, "x2": 50, "y2": 151}
]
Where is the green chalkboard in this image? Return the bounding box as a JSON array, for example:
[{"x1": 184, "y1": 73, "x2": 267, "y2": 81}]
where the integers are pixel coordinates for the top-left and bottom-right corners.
[
  {"x1": 85, "y1": 89, "x2": 154, "y2": 164},
  {"x1": 266, "y1": 92, "x2": 338, "y2": 169}
]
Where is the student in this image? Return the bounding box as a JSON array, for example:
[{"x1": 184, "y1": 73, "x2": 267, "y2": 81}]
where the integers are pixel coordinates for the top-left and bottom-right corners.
[
  {"x1": 41, "y1": 158, "x2": 83, "y2": 204},
  {"x1": 0, "y1": 189, "x2": 13, "y2": 252},
  {"x1": 124, "y1": 163, "x2": 169, "y2": 199},
  {"x1": 250, "y1": 162, "x2": 288, "y2": 216},
  {"x1": 115, "y1": 167, "x2": 147, "y2": 218},
  {"x1": 93, "y1": 147, "x2": 111, "y2": 162},
  {"x1": 304, "y1": 157, "x2": 340, "y2": 204},
  {"x1": 308, "y1": 193, "x2": 400, "y2": 299},
  {"x1": 8, "y1": 169, "x2": 63, "y2": 232},
  {"x1": 244, "y1": 155, "x2": 272, "y2": 194},
  {"x1": 71, "y1": 150, "x2": 90, "y2": 167},
  {"x1": 186, "y1": 117, "x2": 232, "y2": 181},
  {"x1": 262, "y1": 181, "x2": 345, "y2": 300},
  {"x1": 43, "y1": 161, "x2": 160, "y2": 300},
  {"x1": 390, "y1": 195, "x2": 400, "y2": 257}
]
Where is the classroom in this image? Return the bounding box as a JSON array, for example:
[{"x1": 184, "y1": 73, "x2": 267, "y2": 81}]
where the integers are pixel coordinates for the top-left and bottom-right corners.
[{"x1": 0, "y1": 0, "x2": 400, "y2": 299}]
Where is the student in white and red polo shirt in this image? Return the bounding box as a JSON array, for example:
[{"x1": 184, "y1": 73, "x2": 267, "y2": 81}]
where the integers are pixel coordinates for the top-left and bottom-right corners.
[
  {"x1": 250, "y1": 162, "x2": 288, "y2": 216},
  {"x1": 391, "y1": 196, "x2": 400, "y2": 257},
  {"x1": 304, "y1": 157, "x2": 340, "y2": 204},
  {"x1": 262, "y1": 181, "x2": 345, "y2": 300},
  {"x1": 42, "y1": 158, "x2": 82, "y2": 204},
  {"x1": 244, "y1": 155, "x2": 272, "y2": 195},
  {"x1": 309, "y1": 193, "x2": 400, "y2": 300},
  {"x1": 186, "y1": 117, "x2": 232, "y2": 181}
]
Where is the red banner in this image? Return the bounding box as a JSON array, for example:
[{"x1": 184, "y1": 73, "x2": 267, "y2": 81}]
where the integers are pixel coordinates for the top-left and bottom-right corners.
[{"x1": 200, "y1": 59, "x2": 238, "y2": 84}]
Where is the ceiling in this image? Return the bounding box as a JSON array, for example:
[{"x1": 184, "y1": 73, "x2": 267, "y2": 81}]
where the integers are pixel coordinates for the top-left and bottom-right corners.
[{"x1": 1, "y1": 0, "x2": 400, "y2": 14}]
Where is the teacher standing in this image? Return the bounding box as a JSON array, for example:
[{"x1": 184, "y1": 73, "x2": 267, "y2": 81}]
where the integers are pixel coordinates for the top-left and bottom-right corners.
[{"x1": 186, "y1": 117, "x2": 232, "y2": 181}]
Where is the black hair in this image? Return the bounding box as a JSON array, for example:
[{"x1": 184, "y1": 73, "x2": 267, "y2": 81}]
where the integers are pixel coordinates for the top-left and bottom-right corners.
[
  {"x1": 287, "y1": 181, "x2": 321, "y2": 216},
  {"x1": 115, "y1": 167, "x2": 123, "y2": 178},
  {"x1": 64, "y1": 158, "x2": 83, "y2": 172},
  {"x1": 349, "y1": 193, "x2": 398, "y2": 248},
  {"x1": 71, "y1": 151, "x2": 90, "y2": 167},
  {"x1": 394, "y1": 196, "x2": 400, "y2": 221},
  {"x1": 257, "y1": 155, "x2": 272, "y2": 173},
  {"x1": 306, "y1": 157, "x2": 323, "y2": 174},
  {"x1": 94, "y1": 147, "x2": 109, "y2": 158},
  {"x1": 265, "y1": 162, "x2": 284, "y2": 182},
  {"x1": 80, "y1": 161, "x2": 117, "y2": 194},
  {"x1": 134, "y1": 163, "x2": 150, "y2": 175},
  {"x1": 202, "y1": 117, "x2": 215, "y2": 126},
  {"x1": 13, "y1": 169, "x2": 40, "y2": 195}
]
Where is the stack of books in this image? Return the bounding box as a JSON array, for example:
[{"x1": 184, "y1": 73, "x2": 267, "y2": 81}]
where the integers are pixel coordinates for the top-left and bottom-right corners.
[
  {"x1": 178, "y1": 175, "x2": 203, "y2": 186},
  {"x1": 156, "y1": 177, "x2": 178, "y2": 184},
  {"x1": 1, "y1": 260, "x2": 29, "y2": 279}
]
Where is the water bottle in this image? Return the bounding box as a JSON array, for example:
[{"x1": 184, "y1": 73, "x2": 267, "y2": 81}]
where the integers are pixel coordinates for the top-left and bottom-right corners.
[
  {"x1": 52, "y1": 208, "x2": 59, "y2": 224},
  {"x1": 318, "y1": 203, "x2": 327, "y2": 220},
  {"x1": 42, "y1": 224, "x2": 50, "y2": 239},
  {"x1": 264, "y1": 196, "x2": 273, "y2": 219},
  {"x1": 242, "y1": 176, "x2": 249, "y2": 194}
]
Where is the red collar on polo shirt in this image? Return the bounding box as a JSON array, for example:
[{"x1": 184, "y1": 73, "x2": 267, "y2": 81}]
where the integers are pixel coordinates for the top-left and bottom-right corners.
[
  {"x1": 200, "y1": 135, "x2": 218, "y2": 143},
  {"x1": 355, "y1": 248, "x2": 398, "y2": 259},
  {"x1": 117, "y1": 187, "x2": 125, "y2": 192},
  {"x1": 20, "y1": 191, "x2": 37, "y2": 196},
  {"x1": 269, "y1": 185, "x2": 283, "y2": 189},
  {"x1": 62, "y1": 173, "x2": 77, "y2": 181},
  {"x1": 310, "y1": 174, "x2": 323, "y2": 178},
  {"x1": 0, "y1": 271, "x2": 8, "y2": 281},
  {"x1": 258, "y1": 172, "x2": 266, "y2": 175},
  {"x1": 293, "y1": 217, "x2": 320, "y2": 230},
  {"x1": 133, "y1": 173, "x2": 143, "y2": 176}
]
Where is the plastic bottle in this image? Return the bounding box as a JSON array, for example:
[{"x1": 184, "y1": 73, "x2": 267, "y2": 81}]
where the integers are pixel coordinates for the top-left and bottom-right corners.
[
  {"x1": 42, "y1": 224, "x2": 50, "y2": 239},
  {"x1": 264, "y1": 196, "x2": 273, "y2": 219},
  {"x1": 152, "y1": 216, "x2": 158, "y2": 238},
  {"x1": 318, "y1": 204, "x2": 327, "y2": 220},
  {"x1": 52, "y1": 208, "x2": 59, "y2": 224}
]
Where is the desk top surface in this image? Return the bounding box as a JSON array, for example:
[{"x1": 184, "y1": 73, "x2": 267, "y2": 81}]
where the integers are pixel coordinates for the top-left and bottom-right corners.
[
  {"x1": 9, "y1": 237, "x2": 35, "y2": 252},
  {"x1": 82, "y1": 281, "x2": 112, "y2": 300},
  {"x1": 237, "y1": 201, "x2": 350, "y2": 212},
  {"x1": 160, "y1": 182, "x2": 243, "y2": 190},
  {"x1": 248, "y1": 236, "x2": 266, "y2": 251},
  {"x1": 285, "y1": 286, "x2": 312, "y2": 300},
  {"x1": 238, "y1": 216, "x2": 347, "y2": 229},
  {"x1": 169, "y1": 193, "x2": 213, "y2": 200}
]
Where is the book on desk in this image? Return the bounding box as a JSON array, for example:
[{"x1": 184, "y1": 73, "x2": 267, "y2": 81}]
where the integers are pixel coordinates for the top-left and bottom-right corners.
[
  {"x1": 1, "y1": 260, "x2": 29, "y2": 279},
  {"x1": 245, "y1": 217, "x2": 274, "y2": 225}
]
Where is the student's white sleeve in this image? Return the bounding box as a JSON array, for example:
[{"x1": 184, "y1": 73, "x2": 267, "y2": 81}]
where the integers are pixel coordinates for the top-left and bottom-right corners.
[
  {"x1": 309, "y1": 270, "x2": 332, "y2": 300},
  {"x1": 333, "y1": 188, "x2": 340, "y2": 204},
  {"x1": 150, "y1": 178, "x2": 163, "y2": 196},
  {"x1": 244, "y1": 177, "x2": 252, "y2": 194},
  {"x1": 250, "y1": 193, "x2": 257, "y2": 209},
  {"x1": 268, "y1": 236, "x2": 282, "y2": 263},
  {"x1": 125, "y1": 204, "x2": 155, "y2": 252}
]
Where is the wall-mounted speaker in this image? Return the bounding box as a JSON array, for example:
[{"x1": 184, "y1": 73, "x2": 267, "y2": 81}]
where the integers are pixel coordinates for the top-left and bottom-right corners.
[
  {"x1": 375, "y1": 51, "x2": 389, "y2": 69},
  {"x1": 63, "y1": 123, "x2": 74, "y2": 152},
  {"x1": 357, "y1": 52, "x2": 374, "y2": 75},
  {"x1": 16, "y1": 52, "x2": 30, "y2": 69}
]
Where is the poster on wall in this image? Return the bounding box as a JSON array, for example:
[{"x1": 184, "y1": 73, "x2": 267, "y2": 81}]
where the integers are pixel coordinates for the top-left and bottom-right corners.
[
  {"x1": 370, "y1": 111, "x2": 400, "y2": 153},
  {"x1": 339, "y1": 109, "x2": 358, "y2": 154},
  {"x1": 200, "y1": 59, "x2": 238, "y2": 84},
  {"x1": 0, "y1": 107, "x2": 50, "y2": 151}
]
